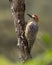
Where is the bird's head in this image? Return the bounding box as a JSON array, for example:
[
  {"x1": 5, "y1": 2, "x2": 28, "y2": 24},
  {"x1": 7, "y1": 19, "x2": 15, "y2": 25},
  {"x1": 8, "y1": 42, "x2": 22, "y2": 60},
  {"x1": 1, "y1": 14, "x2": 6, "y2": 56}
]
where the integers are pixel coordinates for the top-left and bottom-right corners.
[
  {"x1": 32, "y1": 14, "x2": 39, "y2": 23},
  {"x1": 27, "y1": 14, "x2": 39, "y2": 23}
]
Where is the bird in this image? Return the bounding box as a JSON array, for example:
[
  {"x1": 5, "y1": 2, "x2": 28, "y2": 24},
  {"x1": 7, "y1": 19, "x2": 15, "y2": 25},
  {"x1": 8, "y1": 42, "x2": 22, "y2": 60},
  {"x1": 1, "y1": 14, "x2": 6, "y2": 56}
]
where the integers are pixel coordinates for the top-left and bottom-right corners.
[{"x1": 25, "y1": 13, "x2": 39, "y2": 53}]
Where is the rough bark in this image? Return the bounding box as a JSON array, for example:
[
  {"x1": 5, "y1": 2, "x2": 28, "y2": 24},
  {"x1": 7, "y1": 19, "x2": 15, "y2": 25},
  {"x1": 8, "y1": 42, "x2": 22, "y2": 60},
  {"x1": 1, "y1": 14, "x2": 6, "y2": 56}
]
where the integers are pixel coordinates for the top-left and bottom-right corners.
[{"x1": 9, "y1": 0, "x2": 31, "y2": 61}]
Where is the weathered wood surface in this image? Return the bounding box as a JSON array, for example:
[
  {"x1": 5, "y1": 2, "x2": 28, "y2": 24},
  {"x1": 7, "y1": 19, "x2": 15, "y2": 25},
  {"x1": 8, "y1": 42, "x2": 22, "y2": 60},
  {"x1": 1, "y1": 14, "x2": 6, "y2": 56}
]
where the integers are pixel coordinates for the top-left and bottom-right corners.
[{"x1": 9, "y1": 0, "x2": 31, "y2": 61}]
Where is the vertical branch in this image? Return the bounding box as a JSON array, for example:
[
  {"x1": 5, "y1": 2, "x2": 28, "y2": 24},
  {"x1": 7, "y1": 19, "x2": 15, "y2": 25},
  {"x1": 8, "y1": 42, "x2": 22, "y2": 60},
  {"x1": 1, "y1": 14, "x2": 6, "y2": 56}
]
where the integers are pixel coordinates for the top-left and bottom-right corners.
[{"x1": 9, "y1": 0, "x2": 31, "y2": 61}]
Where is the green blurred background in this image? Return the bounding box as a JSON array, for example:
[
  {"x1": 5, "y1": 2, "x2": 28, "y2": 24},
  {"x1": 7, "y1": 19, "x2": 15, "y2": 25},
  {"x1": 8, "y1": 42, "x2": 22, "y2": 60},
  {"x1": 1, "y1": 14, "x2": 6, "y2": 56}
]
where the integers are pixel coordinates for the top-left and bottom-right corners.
[{"x1": 0, "y1": 0, "x2": 52, "y2": 65}]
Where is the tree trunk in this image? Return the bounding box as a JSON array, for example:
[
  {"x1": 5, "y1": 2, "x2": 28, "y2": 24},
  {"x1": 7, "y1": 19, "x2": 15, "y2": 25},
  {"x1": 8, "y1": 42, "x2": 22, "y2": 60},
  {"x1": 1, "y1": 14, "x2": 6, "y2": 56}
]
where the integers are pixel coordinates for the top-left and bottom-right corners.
[{"x1": 9, "y1": 0, "x2": 31, "y2": 62}]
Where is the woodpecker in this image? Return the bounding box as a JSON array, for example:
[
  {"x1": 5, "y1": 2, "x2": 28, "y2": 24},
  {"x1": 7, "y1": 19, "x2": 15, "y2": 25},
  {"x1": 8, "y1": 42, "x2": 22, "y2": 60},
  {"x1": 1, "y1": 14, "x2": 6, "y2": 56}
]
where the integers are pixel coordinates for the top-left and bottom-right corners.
[{"x1": 25, "y1": 14, "x2": 39, "y2": 52}]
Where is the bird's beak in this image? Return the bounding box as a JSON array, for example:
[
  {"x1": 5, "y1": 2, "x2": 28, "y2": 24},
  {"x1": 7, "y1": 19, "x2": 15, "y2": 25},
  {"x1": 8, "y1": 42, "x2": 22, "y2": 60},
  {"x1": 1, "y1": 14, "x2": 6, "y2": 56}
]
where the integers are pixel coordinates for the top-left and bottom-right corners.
[{"x1": 27, "y1": 14, "x2": 32, "y2": 18}]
